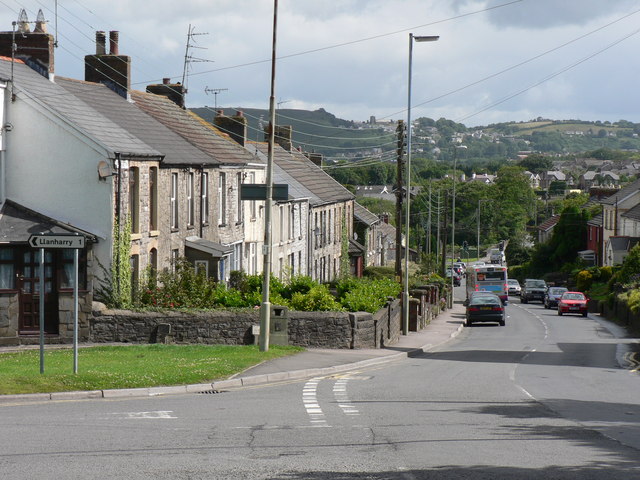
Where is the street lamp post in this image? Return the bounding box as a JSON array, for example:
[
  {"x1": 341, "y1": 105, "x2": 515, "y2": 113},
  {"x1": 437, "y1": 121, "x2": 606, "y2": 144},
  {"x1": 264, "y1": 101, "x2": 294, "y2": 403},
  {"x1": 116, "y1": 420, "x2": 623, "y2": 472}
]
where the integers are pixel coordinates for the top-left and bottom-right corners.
[
  {"x1": 450, "y1": 145, "x2": 466, "y2": 297},
  {"x1": 403, "y1": 32, "x2": 439, "y2": 336},
  {"x1": 477, "y1": 198, "x2": 489, "y2": 262}
]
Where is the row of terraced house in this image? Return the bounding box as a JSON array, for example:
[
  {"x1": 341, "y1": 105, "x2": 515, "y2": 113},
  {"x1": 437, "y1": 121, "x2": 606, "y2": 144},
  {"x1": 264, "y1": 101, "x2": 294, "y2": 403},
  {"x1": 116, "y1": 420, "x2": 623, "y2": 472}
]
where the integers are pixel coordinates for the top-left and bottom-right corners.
[{"x1": 0, "y1": 14, "x2": 395, "y2": 346}]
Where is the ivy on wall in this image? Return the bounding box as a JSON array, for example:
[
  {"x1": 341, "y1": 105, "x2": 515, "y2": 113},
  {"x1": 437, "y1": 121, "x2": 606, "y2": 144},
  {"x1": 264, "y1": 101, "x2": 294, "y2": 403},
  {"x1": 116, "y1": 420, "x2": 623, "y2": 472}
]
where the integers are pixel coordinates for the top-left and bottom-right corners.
[
  {"x1": 340, "y1": 207, "x2": 350, "y2": 278},
  {"x1": 111, "y1": 215, "x2": 132, "y2": 308}
]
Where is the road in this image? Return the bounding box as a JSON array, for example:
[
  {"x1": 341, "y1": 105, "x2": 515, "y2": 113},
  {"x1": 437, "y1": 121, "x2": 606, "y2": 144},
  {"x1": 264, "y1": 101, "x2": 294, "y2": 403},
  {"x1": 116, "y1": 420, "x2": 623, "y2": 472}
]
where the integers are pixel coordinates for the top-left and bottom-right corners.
[{"x1": 1, "y1": 290, "x2": 638, "y2": 479}]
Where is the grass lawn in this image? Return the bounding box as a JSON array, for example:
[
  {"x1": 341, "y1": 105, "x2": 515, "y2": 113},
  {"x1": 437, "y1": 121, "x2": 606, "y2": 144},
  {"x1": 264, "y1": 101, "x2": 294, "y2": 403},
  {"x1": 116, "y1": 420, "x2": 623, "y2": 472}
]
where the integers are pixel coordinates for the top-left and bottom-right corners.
[{"x1": 0, "y1": 344, "x2": 304, "y2": 395}]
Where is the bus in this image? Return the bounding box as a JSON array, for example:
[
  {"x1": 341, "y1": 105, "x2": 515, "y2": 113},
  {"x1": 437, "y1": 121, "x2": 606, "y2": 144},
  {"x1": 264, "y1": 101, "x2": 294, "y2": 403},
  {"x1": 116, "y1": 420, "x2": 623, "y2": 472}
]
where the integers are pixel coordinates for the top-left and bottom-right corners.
[{"x1": 466, "y1": 265, "x2": 509, "y2": 303}]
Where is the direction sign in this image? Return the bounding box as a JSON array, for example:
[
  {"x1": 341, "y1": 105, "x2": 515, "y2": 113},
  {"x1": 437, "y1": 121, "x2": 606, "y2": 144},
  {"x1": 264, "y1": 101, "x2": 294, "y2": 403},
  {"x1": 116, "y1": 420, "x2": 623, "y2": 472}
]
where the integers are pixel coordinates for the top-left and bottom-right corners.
[{"x1": 29, "y1": 234, "x2": 85, "y2": 249}]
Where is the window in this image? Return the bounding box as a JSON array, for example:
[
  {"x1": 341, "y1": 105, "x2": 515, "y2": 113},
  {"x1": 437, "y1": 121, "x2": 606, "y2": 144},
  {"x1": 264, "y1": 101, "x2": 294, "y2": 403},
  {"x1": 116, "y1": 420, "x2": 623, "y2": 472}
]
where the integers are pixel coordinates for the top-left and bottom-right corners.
[
  {"x1": 187, "y1": 172, "x2": 195, "y2": 227},
  {"x1": 171, "y1": 173, "x2": 179, "y2": 229},
  {"x1": 289, "y1": 205, "x2": 295, "y2": 240},
  {"x1": 0, "y1": 248, "x2": 14, "y2": 290},
  {"x1": 202, "y1": 172, "x2": 209, "y2": 225},
  {"x1": 171, "y1": 249, "x2": 179, "y2": 273},
  {"x1": 129, "y1": 167, "x2": 139, "y2": 233},
  {"x1": 149, "y1": 167, "x2": 158, "y2": 231},
  {"x1": 237, "y1": 172, "x2": 243, "y2": 224},
  {"x1": 218, "y1": 172, "x2": 227, "y2": 225},
  {"x1": 234, "y1": 243, "x2": 242, "y2": 271},
  {"x1": 149, "y1": 248, "x2": 158, "y2": 274},
  {"x1": 195, "y1": 260, "x2": 208, "y2": 276},
  {"x1": 249, "y1": 172, "x2": 257, "y2": 220},
  {"x1": 279, "y1": 205, "x2": 285, "y2": 243},
  {"x1": 59, "y1": 249, "x2": 87, "y2": 290},
  {"x1": 130, "y1": 254, "x2": 139, "y2": 301},
  {"x1": 328, "y1": 209, "x2": 332, "y2": 244},
  {"x1": 249, "y1": 242, "x2": 257, "y2": 275}
]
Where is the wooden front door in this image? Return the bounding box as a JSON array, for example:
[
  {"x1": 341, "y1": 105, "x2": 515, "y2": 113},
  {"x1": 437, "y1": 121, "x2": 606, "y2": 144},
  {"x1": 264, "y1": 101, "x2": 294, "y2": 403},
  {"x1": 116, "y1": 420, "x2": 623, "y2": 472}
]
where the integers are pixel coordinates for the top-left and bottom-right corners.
[{"x1": 17, "y1": 248, "x2": 58, "y2": 335}]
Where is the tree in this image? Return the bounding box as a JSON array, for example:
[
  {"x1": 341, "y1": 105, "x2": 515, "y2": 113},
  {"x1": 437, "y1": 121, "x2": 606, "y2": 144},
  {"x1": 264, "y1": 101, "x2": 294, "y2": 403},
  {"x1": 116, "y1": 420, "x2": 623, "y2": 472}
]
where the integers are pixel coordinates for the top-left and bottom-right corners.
[
  {"x1": 490, "y1": 166, "x2": 536, "y2": 241},
  {"x1": 518, "y1": 153, "x2": 552, "y2": 173}
]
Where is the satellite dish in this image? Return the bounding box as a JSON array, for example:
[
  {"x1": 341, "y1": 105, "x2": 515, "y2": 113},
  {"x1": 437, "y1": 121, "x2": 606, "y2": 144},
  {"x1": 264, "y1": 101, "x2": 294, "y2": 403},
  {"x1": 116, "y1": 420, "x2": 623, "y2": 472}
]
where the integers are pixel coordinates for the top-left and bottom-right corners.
[
  {"x1": 97, "y1": 160, "x2": 113, "y2": 178},
  {"x1": 353, "y1": 232, "x2": 358, "y2": 240}
]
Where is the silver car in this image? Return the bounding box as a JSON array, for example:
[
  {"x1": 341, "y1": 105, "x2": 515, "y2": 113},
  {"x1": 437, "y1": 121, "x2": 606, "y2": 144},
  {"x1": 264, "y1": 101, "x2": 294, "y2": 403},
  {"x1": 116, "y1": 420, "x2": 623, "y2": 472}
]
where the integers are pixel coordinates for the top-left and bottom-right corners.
[{"x1": 507, "y1": 279, "x2": 521, "y2": 296}]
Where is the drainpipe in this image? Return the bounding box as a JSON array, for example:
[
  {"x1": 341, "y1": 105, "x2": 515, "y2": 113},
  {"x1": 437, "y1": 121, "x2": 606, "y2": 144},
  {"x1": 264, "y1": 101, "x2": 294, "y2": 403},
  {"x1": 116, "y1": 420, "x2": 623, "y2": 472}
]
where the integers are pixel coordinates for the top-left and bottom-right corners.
[
  {"x1": 199, "y1": 165, "x2": 205, "y2": 238},
  {"x1": 0, "y1": 150, "x2": 5, "y2": 203},
  {"x1": 115, "y1": 152, "x2": 122, "y2": 300}
]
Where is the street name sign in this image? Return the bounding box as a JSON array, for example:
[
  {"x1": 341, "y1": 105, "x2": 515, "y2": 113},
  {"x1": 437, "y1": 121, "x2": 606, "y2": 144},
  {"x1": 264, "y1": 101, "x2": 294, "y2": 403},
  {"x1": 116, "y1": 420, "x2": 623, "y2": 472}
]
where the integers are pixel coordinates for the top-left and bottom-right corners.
[{"x1": 29, "y1": 234, "x2": 85, "y2": 249}]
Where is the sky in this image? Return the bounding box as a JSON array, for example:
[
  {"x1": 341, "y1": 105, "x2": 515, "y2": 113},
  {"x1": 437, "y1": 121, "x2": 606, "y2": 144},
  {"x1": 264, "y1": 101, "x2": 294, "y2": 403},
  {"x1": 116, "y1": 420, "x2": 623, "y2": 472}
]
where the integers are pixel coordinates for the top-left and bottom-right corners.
[{"x1": 1, "y1": 0, "x2": 639, "y2": 129}]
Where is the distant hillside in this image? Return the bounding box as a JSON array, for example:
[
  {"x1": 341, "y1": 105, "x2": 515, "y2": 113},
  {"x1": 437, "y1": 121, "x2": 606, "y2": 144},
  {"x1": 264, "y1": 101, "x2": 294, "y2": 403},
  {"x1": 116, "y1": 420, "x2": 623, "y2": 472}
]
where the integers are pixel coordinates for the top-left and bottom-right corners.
[
  {"x1": 190, "y1": 107, "x2": 393, "y2": 158},
  {"x1": 190, "y1": 107, "x2": 640, "y2": 161}
]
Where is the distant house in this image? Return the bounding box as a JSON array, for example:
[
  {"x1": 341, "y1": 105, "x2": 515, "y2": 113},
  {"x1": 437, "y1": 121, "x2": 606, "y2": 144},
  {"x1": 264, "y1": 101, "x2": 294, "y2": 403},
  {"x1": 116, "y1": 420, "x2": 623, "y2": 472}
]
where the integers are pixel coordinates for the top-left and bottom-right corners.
[
  {"x1": 540, "y1": 171, "x2": 566, "y2": 190},
  {"x1": 467, "y1": 173, "x2": 495, "y2": 184},
  {"x1": 600, "y1": 178, "x2": 640, "y2": 265},
  {"x1": 605, "y1": 236, "x2": 640, "y2": 266},
  {"x1": 586, "y1": 211, "x2": 604, "y2": 266},
  {"x1": 537, "y1": 215, "x2": 560, "y2": 244},
  {"x1": 524, "y1": 171, "x2": 541, "y2": 189}
]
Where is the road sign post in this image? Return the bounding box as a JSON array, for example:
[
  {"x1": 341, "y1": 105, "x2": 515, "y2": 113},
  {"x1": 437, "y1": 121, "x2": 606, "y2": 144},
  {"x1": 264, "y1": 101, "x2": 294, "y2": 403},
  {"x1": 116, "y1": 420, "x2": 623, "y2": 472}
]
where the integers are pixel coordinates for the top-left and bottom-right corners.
[{"x1": 29, "y1": 233, "x2": 85, "y2": 374}]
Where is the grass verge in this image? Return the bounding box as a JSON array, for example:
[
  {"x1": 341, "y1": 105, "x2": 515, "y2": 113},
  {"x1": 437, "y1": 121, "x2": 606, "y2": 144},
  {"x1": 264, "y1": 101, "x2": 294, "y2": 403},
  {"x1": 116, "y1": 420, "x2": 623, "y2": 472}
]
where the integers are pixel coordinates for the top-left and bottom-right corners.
[{"x1": 0, "y1": 344, "x2": 303, "y2": 395}]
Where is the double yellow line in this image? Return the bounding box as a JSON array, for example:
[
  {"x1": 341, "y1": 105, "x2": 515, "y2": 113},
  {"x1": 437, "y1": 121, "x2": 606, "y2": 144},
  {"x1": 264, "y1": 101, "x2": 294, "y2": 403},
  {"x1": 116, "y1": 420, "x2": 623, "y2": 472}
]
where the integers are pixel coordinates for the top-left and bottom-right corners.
[{"x1": 624, "y1": 351, "x2": 640, "y2": 373}]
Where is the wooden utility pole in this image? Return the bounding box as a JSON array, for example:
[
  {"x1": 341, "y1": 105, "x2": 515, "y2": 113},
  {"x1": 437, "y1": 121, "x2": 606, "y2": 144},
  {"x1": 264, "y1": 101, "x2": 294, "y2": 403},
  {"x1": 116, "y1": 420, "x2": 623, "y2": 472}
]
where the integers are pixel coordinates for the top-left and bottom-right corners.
[{"x1": 395, "y1": 120, "x2": 405, "y2": 280}]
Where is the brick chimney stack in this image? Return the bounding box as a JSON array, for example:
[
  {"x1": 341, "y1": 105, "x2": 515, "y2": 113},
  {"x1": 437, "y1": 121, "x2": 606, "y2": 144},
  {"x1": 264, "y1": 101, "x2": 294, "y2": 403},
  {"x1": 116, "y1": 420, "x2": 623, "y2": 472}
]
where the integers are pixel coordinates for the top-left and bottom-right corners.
[
  {"x1": 214, "y1": 110, "x2": 248, "y2": 147},
  {"x1": 146, "y1": 77, "x2": 186, "y2": 109},
  {"x1": 0, "y1": 9, "x2": 55, "y2": 78},
  {"x1": 84, "y1": 30, "x2": 131, "y2": 99},
  {"x1": 265, "y1": 125, "x2": 293, "y2": 152}
]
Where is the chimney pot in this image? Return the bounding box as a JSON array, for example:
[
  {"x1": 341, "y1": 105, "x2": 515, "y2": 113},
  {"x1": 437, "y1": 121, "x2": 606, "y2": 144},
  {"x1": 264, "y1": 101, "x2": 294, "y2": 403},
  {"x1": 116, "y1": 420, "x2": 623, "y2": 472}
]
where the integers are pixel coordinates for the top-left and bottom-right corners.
[
  {"x1": 96, "y1": 31, "x2": 106, "y2": 55},
  {"x1": 216, "y1": 109, "x2": 225, "y2": 116},
  {"x1": 162, "y1": 78, "x2": 170, "y2": 85},
  {"x1": 109, "y1": 30, "x2": 119, "y2": 55},
  {"x1": 235, "y1": 110, "x2": 244, "y2": 117}
]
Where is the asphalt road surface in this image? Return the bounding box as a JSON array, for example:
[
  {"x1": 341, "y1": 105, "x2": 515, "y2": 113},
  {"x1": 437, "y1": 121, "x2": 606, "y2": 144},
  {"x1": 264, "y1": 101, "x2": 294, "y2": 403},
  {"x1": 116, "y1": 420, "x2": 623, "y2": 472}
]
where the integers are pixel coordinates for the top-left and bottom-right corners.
[{"x1": 1, "y1": 294, "x2": 639, "y2": 479}]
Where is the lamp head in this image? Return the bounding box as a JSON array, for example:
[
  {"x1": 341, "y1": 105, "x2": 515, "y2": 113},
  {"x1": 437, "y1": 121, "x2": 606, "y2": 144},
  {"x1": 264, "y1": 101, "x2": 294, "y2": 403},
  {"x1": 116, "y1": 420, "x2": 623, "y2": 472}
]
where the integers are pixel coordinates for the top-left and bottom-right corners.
[{"x1": 413, "y1": 35, "x2": 439, "y2": 42}]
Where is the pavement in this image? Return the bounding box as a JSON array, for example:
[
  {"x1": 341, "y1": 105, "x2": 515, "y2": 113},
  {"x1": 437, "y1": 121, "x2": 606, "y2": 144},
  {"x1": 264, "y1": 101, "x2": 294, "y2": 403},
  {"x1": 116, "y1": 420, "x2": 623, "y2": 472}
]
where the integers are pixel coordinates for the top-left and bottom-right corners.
[{"x1": 0, "y1": 302, "x2": 467, "y2": 404}]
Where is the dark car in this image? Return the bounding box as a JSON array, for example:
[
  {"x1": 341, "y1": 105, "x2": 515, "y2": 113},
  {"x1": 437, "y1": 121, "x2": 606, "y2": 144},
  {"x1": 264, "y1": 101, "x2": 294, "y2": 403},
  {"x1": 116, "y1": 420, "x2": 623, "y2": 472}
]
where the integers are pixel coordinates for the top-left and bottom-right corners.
[
  {"x1": 544, "y1": 287, "x2": 568, "y2": 309},
  {"x1": 446, "y1": 269, "x2": 461, "y2": 286},
  {"x1": 465, "y1": 293, "x2": 505, "y2": 326},
  {"x1": 557, "y1": 291, "x2": 589, "y2": 317},
  {"x1": 521, "y1": 279, "x2": 547, "y2": 304}
]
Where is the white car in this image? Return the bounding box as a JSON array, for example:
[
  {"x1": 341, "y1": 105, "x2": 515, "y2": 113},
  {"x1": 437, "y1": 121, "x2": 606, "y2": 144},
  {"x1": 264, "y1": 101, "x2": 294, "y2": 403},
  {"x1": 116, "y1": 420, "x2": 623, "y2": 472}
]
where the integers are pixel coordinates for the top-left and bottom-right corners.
[{"x1": 507, "y1": 279, "x2": 521, "y2": 296}]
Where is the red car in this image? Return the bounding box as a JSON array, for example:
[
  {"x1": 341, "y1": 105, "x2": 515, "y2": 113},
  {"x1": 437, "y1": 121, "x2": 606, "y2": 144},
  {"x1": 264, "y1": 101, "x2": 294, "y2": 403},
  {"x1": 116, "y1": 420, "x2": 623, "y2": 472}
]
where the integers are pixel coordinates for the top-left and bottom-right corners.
[{"x1": 557, "y1": 291, "x2": 588, "y2": 317}]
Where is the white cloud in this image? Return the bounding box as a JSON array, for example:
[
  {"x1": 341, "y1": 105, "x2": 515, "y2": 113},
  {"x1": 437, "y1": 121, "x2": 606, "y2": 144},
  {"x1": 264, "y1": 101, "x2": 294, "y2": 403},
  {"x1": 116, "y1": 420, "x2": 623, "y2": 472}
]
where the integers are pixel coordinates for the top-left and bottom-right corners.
[{"x1": 1, "y1": 0, "x2": 639, "y2": 128}]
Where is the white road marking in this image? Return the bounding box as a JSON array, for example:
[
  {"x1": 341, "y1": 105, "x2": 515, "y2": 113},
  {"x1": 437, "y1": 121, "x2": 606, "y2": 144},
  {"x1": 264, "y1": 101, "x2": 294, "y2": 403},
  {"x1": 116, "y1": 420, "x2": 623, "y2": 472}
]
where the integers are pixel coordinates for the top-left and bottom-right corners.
[
  {"x1": 333, "y1": 378, "x2": 360, "y2": 416},
  {"x1": 110, "y1": 411, "x2": 177, "y2": 419},
  {"x1": 303, "y1": 377, "x2": 328, "y2": 426}
]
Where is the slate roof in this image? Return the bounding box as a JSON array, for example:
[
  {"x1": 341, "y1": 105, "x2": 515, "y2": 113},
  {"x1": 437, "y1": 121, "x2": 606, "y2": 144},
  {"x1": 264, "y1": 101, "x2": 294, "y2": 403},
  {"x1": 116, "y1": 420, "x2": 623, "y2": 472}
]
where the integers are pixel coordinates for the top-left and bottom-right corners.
[
  {"x1": 537, "y1": 215, "x2": 560, "y2": 232},
  {"x1": 621, "y1": 203, "x2": 640, "y2": 222},
  {"x1": 131, "y1": 91, "x2": 253, "y2": 166},
  {"x1": 378, "y1": 221, "x2": 395, "y2": 242},
  {"x1": 601, "y1": 178, "x2": 640, "y2": 205},
  {"x1": 57, "y1": 77, "x2": 215, "y2": 166},
  {"x1": 244, "y1": 143, "x2": 315, "y2": 203},
  {"x1": 609, "y1": 236, "x2": 640, "y2": 253},
  {"x1": 0, "y1": 57, "x2": 160, "y2": 158},
  {"x1": 354, "y1": 202, "x2": 379, "y2": 226},
  {"x1": 587, "y1": 212, "x2": 603, "y2": 227},
  {"x1": 251, "y1": 143, "x2": 354, "y2": 206},
  {"x1": 0, "y1": 199, "x2": 97, "y2": 243}
]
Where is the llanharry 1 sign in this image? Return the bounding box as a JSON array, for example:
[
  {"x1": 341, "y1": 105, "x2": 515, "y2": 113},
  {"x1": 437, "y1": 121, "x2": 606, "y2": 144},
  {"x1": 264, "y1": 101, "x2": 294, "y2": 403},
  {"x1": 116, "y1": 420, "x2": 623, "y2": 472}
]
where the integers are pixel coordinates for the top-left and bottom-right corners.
[{"x1": 28, "y1": 234, "x2": 85, "y2": 249}]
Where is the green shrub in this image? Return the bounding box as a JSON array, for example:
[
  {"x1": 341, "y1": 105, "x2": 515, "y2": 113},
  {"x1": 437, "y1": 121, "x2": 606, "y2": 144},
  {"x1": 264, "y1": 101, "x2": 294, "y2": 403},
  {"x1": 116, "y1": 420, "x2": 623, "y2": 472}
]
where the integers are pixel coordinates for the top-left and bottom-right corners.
[
  {"x1": 599, "y1": 266, "x2": 613, "y2": 283},
  {"x1": 626, "y1": 289, "x2": 640, "y2": 314},
  {"x1": 289, "y1": 285, "x2": 343, "y2": 311},
  {"x1": 363, "y1": 266, "x2": 396, "y2": 279},
  {"x1": 339, "y1": 277, "x2": 401, "y2": 313},
  {"x1": 575, "y1": 270, "x2": 593, "y2": 292}
]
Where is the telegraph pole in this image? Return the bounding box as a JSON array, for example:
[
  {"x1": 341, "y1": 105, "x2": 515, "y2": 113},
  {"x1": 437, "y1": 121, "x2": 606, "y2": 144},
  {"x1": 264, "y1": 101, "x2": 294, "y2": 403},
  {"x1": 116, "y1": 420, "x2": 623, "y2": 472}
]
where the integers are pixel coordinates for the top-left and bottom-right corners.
[{"x1": 395, "y1": 120, "x2": 405, "y2": 281}]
